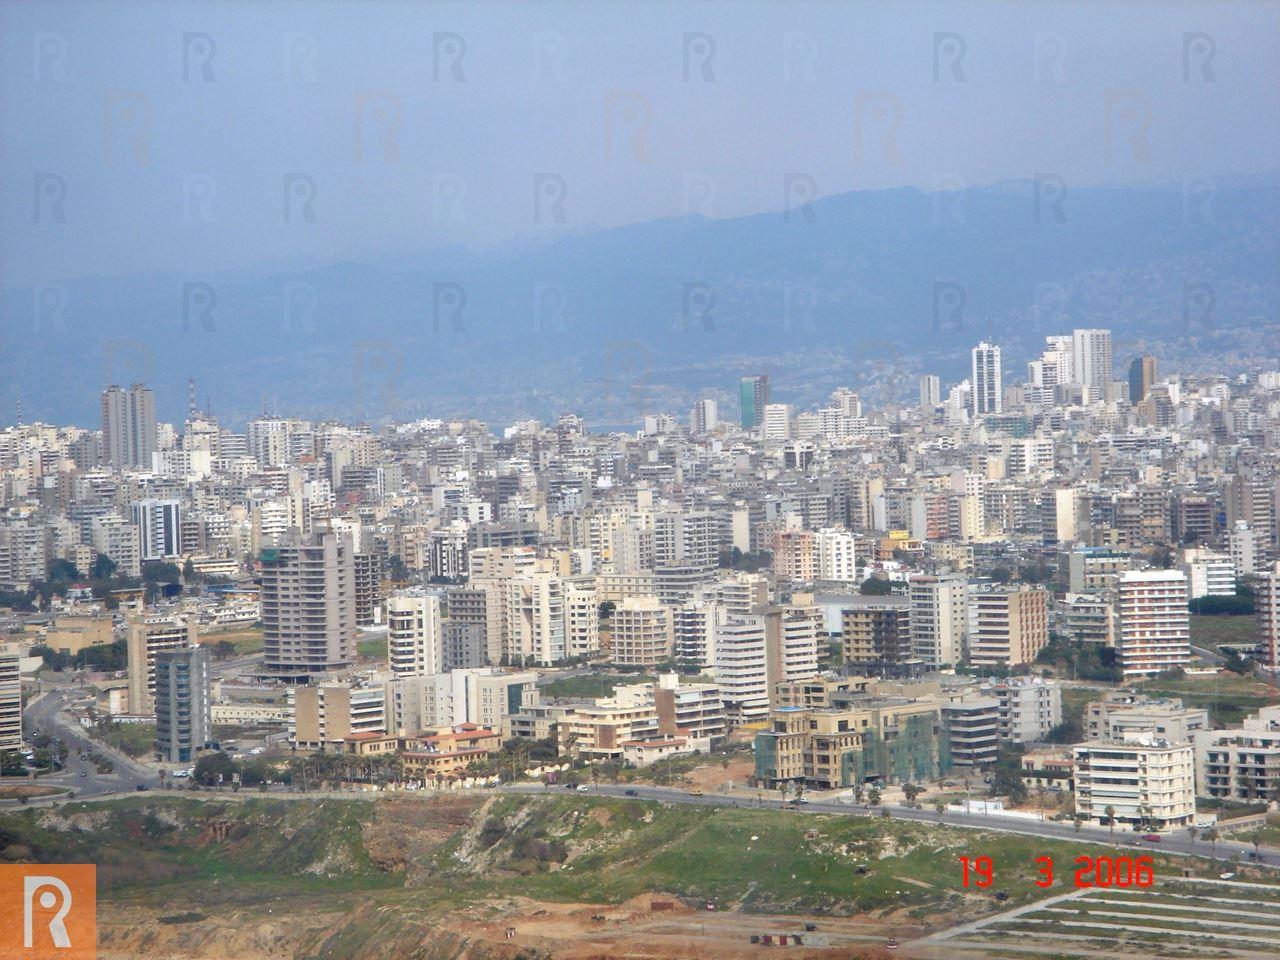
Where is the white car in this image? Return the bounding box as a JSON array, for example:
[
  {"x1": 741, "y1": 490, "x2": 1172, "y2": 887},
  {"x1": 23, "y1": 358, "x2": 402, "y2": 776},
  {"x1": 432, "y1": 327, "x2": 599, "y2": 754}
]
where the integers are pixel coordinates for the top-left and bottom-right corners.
[{"x1": 576, "y1": 785, "x2": 590, "y2": 792}]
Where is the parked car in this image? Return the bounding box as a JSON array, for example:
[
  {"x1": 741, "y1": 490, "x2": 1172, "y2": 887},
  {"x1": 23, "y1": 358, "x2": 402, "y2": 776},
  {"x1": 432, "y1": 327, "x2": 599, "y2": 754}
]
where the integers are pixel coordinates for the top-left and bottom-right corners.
[
  {"x1": 688, "y1": 789, "x2": 704, "y2": 796},
  {"x1": 575, "y1": 785, "x2": 590, "y2": 793},
  {"x1": 1142, "y1": 833, "x2": 1162, "y2": 842},
  {"x1": 624, "y1": 789, "x2": 638, "y2": 797}
]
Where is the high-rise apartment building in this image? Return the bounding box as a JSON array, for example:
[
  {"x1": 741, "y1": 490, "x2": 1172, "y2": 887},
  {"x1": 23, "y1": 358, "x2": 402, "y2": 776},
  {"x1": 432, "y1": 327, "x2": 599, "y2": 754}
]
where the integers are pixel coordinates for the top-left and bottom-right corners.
[
  {"x1": 968, "y1": 585, "x2": 1049, "y2": 667},
  {"x1": 691, "y1": 398, "x2": 719, "y2": 434},
  {"x1": 126, "y1": 614, "x2": 196, "y2": 714},
  {"x1": 840, "y1": 598, "x2": 912, "y2": 673},
  {"x1": 910, "y1": 575, "x2": 968, "y2": 667},
  {"x1": 762, "y1": 403, "x2": 792, "y2": 441},
  {"x1": 153, "y1": 646, "x2": 212, "y2": 764},
  {"x1": 1257, "y1": 562, "x2": 1280, "y2": 669},
  {"x1": 739, "y1": 375, "x2": 769, "y2": 429},
  {"x1": 387, "y1": 592, "x2": 443, "y2": 677},
  {"x1": 611, "y1": 596, "x2": 674, "y2": 666},
  {"x1": 0, "y1": 643, "x2": 20, "y2": 752},
  {"x1": 1071, "y1": 328, "x2": 1113, "y2": 390},
  {"x1": 1117, "y1": 569, "x2": 1191, "y2": 677},
  {"x1": 919, "y1": 374, "x2": 941, "y2": 409},
  {"x1": 260, "y1": 530, "x2": 358, "y2": 680},
  {"x1": 101, "y1": 383, "x2": 158, "y2": 469},
  {"x1": 970, "y1": 341, "x2": 1002, "y2": 416},
  {"x1": 131, "y1": 498, "x2": 183, "y2": 562},
  {"x1": 1128, "y1": 355, "x2": 1158, "y2": 402}
]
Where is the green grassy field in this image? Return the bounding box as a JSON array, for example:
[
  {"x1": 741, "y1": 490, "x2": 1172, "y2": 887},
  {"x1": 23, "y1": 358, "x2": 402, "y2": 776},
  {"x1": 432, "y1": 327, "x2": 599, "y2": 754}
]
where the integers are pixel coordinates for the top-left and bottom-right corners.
[
  {"x1": 1136, "y1": 670, "x2": 1280, "y2": 726},
  {"x1": 200, "y1": 627, "x2": 264, "y2": 655},
  {"x1": 0, "y1": 793, "x2": 1248, "y2": 931},
  {"x1": 540, "y1": 672, "x2": 655, "y2": 699},
  {"x1": 356, "y1": 636, "x2": 388, "y2": 661},
  {"x1": 92, "y1": 721, "x2": 156, "y2": 758},
  {"x1": 1190, "y1": 613, "x2": 1261, "y2": 650}
]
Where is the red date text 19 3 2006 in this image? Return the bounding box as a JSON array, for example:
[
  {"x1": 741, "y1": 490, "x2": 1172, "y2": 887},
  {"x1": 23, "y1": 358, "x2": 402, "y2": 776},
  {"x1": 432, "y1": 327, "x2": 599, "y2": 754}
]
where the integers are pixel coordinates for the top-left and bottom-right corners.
[{"x1": 958, "y1": 855, "x2": 1154, "y2": 889}]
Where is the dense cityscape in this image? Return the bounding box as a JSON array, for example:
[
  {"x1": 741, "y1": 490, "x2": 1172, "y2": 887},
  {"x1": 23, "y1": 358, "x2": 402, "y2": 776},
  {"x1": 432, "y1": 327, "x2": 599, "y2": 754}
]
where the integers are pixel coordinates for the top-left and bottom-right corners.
[
  {"x1": 4, "y1": 1, "x2": 1279, "y2": 957},
  {"x1": 3, "y1": 322, "x2": 1280, "y2": 954}
]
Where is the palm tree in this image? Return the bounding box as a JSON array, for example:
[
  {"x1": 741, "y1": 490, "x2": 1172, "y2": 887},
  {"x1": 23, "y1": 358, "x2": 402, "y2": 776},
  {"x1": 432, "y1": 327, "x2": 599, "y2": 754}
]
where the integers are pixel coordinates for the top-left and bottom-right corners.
[
  {"x1": 933, "y1": 798, "x2": 947, "y2": 821},
  {"x1": 1206, "y1": 827, "x2": 1220, "y2": 856},
  {"x1": 1035, "y1": 786, "x2": 1048, "y2": 821},
  {"x1": 1073, "y1": 815, "x2": 1083, "y2": 833},
  {"x1": 1188, "y1": 825, "x2": 1199, "y2": 849},
  {"x1": 1104, "y1": 805, "x2": 1116, "y2": 837}
]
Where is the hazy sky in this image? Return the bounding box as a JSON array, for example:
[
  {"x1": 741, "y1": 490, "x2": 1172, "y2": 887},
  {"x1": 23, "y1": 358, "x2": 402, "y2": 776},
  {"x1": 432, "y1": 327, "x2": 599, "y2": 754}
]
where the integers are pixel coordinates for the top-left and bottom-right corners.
[{"x1": 3, "y1": 0, "x2": 1277, "y2": 283}]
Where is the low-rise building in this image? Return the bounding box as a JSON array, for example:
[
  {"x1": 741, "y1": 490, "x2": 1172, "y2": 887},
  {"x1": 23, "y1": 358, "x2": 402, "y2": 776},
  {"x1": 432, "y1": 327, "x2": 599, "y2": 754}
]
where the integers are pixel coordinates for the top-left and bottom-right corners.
[
  {"x1": 1084, "y1": 694, "x2": 1209, "y2": 744},
  {"x1": 1073, "y1": 737, "x2": 1196, "y2": 830},
  {"x1": 1194, "y1": 705, "x2": 1280, "y2": 801},
  {"x1": 401, "y1": 724, "x2": 502, "y2": 780},
  {"x1": 980, "y1": 677, "x2": 1062, "y2": 744},
  {"x1": 753, "y1": 697, "x2": 950, "y2": 789},
  {"x1": 291, "y1": 680, "x2": 387, "y2": 751},
  {"x1": 941, "y1": 696, "x2": 1001, "y2": 767}
]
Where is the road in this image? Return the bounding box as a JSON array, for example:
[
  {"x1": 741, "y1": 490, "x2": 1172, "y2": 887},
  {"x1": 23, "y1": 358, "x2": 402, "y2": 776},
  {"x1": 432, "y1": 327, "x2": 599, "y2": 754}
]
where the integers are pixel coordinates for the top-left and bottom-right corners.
[
  {"x1": 10, "y1": 695, "x2": 1276, "y2": 876},
  {"x1": 20, "y1": 688, "x2": 158, "y2": 798}
]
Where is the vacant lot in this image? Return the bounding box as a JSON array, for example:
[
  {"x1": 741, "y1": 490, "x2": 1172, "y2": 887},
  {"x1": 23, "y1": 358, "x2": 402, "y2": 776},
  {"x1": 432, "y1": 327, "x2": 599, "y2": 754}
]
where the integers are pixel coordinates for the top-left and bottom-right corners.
[
  {"x1": 541, "y1": 671, "x2": 656, "y2": 699},
  {"x1": 1191, "y1": 613, "x2": 1262, "y2": 651},
  {"x1": 200, "y1": 626, "x2": 263, "y2": 655}
]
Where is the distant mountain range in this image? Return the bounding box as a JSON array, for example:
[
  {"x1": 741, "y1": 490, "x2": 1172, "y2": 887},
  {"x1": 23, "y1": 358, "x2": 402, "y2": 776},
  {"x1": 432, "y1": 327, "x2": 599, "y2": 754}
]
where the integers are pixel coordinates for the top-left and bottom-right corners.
[{"x1": 4, "y1": 173, "x2": 1277, "y2": 429}]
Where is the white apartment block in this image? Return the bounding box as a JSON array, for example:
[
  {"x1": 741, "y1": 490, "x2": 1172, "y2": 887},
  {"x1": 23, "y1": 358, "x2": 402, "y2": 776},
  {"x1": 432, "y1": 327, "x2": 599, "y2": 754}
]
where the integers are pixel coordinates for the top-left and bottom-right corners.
[
  {"x1": 712, "y1": 615, "x2": 770, "y2": 724},
  {"x1": 910, "y1": 575, "x2": 968, "y2": 668},
  {"x1": 1182, "y1": 550, "x2": 1236, "y2": 599},
  {"x1": 1071, "y1": 328, "x2": 1113, "y2": 390},
  {"x1": 0, "y1": 644, "x2": 20, "y2": 751},
  {"x1": 1195, "y1": 705, "x2": 1280, "y2": 801},
  {"x1": 388, "y1": 668, "x2": 538, "y2": 736},
  {"x1": 563, "y1": 578, "x2": 600, "y2": 658},
  {"x1": 764, "y1": 603, "x2": 822, "y2": 693},
  {"x1": 505, "y1": 571, "x2": 566, "y2": 666},
  {"x1": 980, "y1": 677, "x2": 1062, "y2": 743},
  {"x1": 674, "y1": 599, "x2": 720, "y2": 669},
  {"x1": 386, "y1": 591, "x2": 443, "y2": 677},
  {"x1": 813, "y1": 527, "x2": 858, "y2": 583},
  {"x1": 1074, "y1": 738, "x2": 1196, "y2": 830},
  {"x1": 1117, "y1": 570, "x2": 1191, "y2": 677},
  {"x1": 762, "y1": 403, "x2": 792, "y2": 441}
]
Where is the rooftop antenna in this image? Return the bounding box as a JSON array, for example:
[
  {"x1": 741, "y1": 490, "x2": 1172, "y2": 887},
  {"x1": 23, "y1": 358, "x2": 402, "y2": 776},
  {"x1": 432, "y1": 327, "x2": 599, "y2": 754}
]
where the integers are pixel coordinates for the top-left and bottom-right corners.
[
  {"x1": 188, "y1": 377, "x2": 197, "y2": 420},
  {"x1": 15, "y1": 389, "x2": 23, "y2": 427}
]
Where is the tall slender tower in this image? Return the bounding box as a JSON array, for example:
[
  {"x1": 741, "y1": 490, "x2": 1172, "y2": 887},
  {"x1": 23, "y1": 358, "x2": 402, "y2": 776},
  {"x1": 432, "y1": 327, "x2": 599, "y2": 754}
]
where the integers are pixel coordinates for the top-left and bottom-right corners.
[
  {"x1": 970, "y1": 341, "x2": 1002, "y2": 416},
  {"x1": 101, "y1": 383, "x2": 158, "y2": 468}
]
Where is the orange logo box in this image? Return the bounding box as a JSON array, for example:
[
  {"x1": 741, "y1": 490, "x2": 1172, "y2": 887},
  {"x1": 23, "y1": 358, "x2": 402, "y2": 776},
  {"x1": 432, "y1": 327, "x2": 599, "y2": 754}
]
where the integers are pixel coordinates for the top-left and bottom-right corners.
[{"x1": 0, "y1": 865, "x2": 96, "y2": 960}]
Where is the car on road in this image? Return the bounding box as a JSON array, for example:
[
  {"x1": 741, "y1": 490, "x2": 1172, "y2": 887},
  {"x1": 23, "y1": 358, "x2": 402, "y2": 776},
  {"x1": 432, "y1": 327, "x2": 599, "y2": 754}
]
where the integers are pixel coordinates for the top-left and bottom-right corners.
[
  {"x1": 79, "y1": 771, "x2": 87, "y2": 777},
  {"x1": 688, "y1": 789, "x2": 704, "y2": 796},
  {"x1": 1142, "y1": 833, "x2": 1162, "y2": 842},
  {"x1": 575, "y1": 785, "x2": 590, "y2": 792},
  {"x1": 1247, "y1": 852, "x2": 1266, "y2": 862},
  {"x1": 624, "y1": 789, "x2": 638, "y2": 797},
  {"x1": 135, "y1": 784, "x2": 149, "y2": 791}
]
